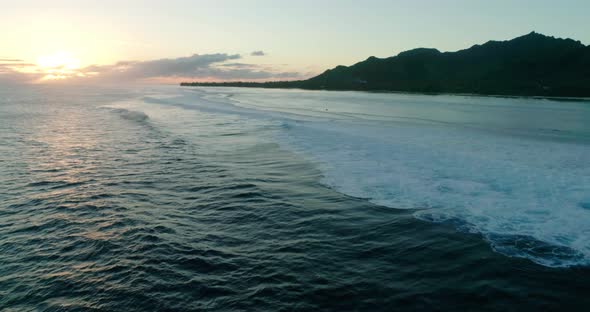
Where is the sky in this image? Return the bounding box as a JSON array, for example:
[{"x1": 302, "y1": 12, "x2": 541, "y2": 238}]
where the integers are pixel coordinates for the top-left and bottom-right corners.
[{"x1": 1, "y1": 0, "x2": 589, "y2": 84}]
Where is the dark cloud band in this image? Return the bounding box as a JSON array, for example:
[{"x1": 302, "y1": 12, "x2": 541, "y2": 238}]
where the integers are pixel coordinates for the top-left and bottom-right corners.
[{"x1": 0, "y1": 53, "x2": 301, "y2": 83}]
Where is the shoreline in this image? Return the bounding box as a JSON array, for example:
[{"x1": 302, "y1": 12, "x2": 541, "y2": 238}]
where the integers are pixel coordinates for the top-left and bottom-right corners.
[{"x1": 180, "y1": 85, "x2": 590, "y2": 102}]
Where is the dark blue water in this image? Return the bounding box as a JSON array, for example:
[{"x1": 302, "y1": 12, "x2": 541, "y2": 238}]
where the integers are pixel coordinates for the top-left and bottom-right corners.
[{"x1": 1, "y1": 85, "x2": 590, "y2": 311}]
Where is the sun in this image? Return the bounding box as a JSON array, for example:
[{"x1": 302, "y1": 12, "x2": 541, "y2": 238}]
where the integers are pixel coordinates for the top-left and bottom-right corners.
[
  {"x1": 35, "y1": 51, "x2": 82, "y2": 80},
  {"x1": 37, "y1": 51, "x2": 80, "y2": 69}
]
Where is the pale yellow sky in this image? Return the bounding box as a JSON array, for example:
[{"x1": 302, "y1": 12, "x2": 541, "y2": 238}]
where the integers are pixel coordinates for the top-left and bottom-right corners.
[{"x1": 1, "y1": 0, "x2": 588, "y2": 84}]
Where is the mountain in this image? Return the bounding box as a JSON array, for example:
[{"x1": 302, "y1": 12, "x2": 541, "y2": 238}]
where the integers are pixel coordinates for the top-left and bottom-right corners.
[{"x1": 181, "y1": 32, "x2": 590, "y2": 97}]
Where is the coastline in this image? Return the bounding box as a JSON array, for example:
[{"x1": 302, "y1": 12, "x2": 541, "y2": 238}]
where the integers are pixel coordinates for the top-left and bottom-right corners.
[{"x1": 180, "y1": 84, "x2": 590, "y2": 102}]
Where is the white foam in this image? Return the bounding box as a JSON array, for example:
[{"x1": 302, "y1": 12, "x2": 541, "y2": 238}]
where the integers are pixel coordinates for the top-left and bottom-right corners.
[
  {"x1": 278, "y1": 119, "x2": 590, "y2": 267},
  {"x1": 158, "y1": 87, "x2": 590, "y2": 267},
  {"x1": 111, "y1": 108, "x2": 149, "y2": 122}
]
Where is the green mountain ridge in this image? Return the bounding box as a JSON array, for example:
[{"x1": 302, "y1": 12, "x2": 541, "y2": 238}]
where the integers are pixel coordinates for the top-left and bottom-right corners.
[{"x1": 181, "y1": 32, "x2": 590, "y2": 97}]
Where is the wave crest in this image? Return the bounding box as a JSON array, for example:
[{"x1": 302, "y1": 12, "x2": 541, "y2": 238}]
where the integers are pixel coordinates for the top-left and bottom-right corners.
[{"x1": 112, "y1": 108, "x2": 149, "y2": 122}]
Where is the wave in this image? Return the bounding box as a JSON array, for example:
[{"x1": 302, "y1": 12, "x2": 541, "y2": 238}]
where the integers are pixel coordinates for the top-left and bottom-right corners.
[
  {"x1": 111, "y1": 108, "x2": 150, "y2": 122},
  {"x1": 148, "y1": 88, "x2": 590, "y2": 268}
]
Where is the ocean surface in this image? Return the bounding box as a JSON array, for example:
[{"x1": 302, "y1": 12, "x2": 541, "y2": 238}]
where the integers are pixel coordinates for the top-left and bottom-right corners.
[{"x1": 1, "y1": 84, "x2": 590, "y2": 311}]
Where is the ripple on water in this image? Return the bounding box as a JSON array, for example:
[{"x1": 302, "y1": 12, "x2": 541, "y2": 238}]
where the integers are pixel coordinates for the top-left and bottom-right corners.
[{"x1": 1, "y1": 86, "x2": 590, "y2": 311}]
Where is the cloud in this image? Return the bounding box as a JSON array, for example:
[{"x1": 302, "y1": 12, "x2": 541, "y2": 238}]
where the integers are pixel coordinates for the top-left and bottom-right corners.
[
  {"x1": 0, "y1": 60, "x2": 44, "y2": 84},
  {"x1": 79, "y1": 53, "x2": 300, "y2": 83},
  {"x1": 250, "y1": 51, "x2": 266, "y2": 56},
  {"x1": 80, "y1": 53, "x2": 239, "y2": 80},
  {"x1": 219, "y1": 62, "x2": 258, "y2": 68},
  {"x1": 0, "y1": 53, "x2": 304, "y2": 84},
  {"x1": 0, "y1": 63, "x2": 35, "y2": 67},
  {"x1": 0, "y1": 70, "x2": 43, "y2": 85}
]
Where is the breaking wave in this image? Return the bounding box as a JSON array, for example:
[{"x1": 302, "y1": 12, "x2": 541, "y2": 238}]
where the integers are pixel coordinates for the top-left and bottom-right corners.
[
  {"x1": 112, "y1": 108, "x2": 150, "y2": 122},
  {"x1": 161, "y1": 87, "x2": 590, "y2": 268}
]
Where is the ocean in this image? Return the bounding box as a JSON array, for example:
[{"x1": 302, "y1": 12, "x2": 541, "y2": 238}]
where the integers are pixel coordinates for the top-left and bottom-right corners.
[{"x1": 1, "y1": 84, "x2": 590, "y2": 311}]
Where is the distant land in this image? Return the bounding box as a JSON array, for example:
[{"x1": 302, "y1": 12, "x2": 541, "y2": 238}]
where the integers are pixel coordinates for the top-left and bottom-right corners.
[{"x1": 181, "y1": 32, "x2": 590, "y2": 97}]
